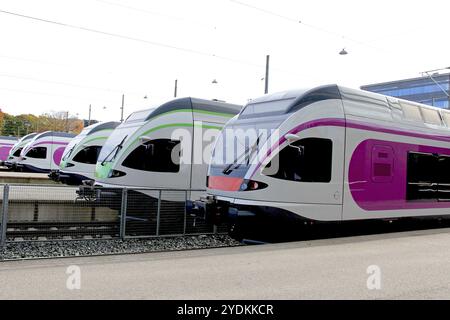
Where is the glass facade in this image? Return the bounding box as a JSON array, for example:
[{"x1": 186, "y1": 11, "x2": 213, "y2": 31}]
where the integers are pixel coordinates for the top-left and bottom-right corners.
[{"x1": 361, "y1": 73, "x2": 450, "y2": 109}]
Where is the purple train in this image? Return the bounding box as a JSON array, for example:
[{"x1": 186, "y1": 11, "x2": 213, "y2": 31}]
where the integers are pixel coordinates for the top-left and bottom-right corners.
[{"x1": 193, "y1": 85, "x2": 450, "y2": 236}]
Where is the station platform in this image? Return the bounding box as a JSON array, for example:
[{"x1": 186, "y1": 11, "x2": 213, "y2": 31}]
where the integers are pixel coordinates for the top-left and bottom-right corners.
[{"x1": 0, "y1": 171, "x2": 58, "y2": 185}]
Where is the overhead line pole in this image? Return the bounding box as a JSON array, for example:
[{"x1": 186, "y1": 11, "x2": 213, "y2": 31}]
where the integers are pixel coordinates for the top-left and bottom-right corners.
[
  {"x1": 88, "y1": 104, "x2": 91, "y2": 126},
  {"x1": 421, "y1": 67, "x2": 450, "y2": 109},
  {"x1": 120, "y1": 94, "x2": 125, "y2": 122},
  {"x1": 174, "y1": 79, "x2": 178, "y2": 98},
  {"x1": 264, "y1": 55, "x2": 270, "y2": 94}
]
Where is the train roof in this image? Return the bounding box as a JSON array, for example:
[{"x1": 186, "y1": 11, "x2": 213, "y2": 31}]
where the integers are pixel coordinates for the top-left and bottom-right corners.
[
  {"x1": 35, "y1": 131, "x2": 76, "y2": 139},
  {"x1": 242, "y1": 84, "x2": 450, "y2": 131},
  {"x1": 20, "y1": 132, "x2": 38, "y2": 141},
  {"x1": 0, "y1": 136, "x2": 18, "y2": 141},
  {"x1": 145, "y1": 97, "x2": 242, "y2": 121},
  {"x1": 84, "y1": 121, "x2": 120, "y2": 135}
]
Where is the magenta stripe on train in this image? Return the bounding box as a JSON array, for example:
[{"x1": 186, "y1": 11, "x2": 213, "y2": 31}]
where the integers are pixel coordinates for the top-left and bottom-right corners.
[{"x1": 250, "y1": 117, "x2": 450, "y2": 211}]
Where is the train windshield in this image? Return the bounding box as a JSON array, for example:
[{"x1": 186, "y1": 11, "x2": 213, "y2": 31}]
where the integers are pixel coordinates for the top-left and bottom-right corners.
[
  {"x1": 61, "y1": 127, "x2": 90, "y2": 161},
  {"x1": 210, "y1": 116, "x2": 282, "y2": 177},
  {"x1": 97, "y1": 126, "x2": 133, "y2": 163},
  {"x1": 125, "y1": 108, "x2": 155, "y2": 122}
]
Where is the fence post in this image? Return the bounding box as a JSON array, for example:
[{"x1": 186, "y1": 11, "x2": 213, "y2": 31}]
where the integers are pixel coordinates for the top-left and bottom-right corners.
[
  {"x1": 156, "y1": 190, "x2": 161, "y2": 236},
  {"x1": 120, "y1": 188, "x2": 128, "y2": 240},
  {"x1": 1, "y1": 184, "x2": 10, "y2": 247},
  {"x1": 183, "y1": 191, "x2": 187, "y2": 235}
]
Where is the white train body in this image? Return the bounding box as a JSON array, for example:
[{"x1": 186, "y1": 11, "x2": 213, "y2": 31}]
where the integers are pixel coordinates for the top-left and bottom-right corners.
[
  {"x1": 17, "y1": 131, "x2": 75, "y2": 173},
  {"x1": 56, "y1": 121, "x2": 119, "y2": 185},
  {"x1": 94, "y1": 97, "x2": 241, "y2": 201},
  {"x1": 204, "y1": 85, "x2": 450, "y2": 224},
  {"x1": 4, "y1": 133, "x2": 37, "y2": 169}
]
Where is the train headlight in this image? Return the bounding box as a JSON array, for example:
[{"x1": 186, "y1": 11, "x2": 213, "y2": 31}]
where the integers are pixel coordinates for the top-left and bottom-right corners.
[
  {"x1": 239, "y1": 179, "x2": 267, "y2": 191},
  {"x1": 108, "y1": 170, "x2": 126, "y2": 178},
  {"x1": 65, "y1": 162, "x2": 75, "y2": 168}
]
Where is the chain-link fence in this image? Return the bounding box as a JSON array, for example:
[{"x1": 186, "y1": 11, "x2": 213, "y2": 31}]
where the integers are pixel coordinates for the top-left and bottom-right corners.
[{"x1": 0, "y1": 184, "x2": 220, "y2": 246}]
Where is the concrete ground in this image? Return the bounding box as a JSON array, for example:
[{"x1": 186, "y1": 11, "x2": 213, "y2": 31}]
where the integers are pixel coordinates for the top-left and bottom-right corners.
[{"x1": 1, "y1": 227, "x2": 450, "y2": 299}]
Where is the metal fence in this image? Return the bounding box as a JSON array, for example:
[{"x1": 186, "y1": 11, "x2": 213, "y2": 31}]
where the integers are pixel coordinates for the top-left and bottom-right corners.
[{"x1": 0, "y1": 184, "x2": 221, "y2": 246}]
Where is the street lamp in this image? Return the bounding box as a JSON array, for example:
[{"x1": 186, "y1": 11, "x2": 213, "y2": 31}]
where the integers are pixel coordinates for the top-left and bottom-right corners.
[
  {"x1": 88, "y1": 105, "x2": 107, "y2": 126},
  {"x1": 339, "y1": 48, "x2": 348, "y2": 55}
]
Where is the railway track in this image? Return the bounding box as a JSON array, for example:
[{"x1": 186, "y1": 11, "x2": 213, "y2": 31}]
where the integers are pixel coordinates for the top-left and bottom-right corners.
[
  {"x1": 5, "y1": 219, "x2": 224, "y2": 241},
  {"x1": 6, "y1": 221, "x2": 120, "y2": 240}
]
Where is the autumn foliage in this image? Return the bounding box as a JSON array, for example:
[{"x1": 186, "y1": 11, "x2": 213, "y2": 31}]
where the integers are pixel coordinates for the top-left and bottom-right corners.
[{"x1": 0, "y1": 110, "x2": 84, "y2": 137}]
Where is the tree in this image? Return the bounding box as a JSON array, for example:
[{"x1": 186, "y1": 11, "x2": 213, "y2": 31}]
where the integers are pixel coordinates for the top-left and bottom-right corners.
[
  {"x1": 2, "y1": 114, "x2": 23, "y2": 137},
  {"x1": 0, "y1": 109, "x2": 4, "y2": 134},
  {"x1": 0, "y1": 111, "x2": 84, "y2": 137}
]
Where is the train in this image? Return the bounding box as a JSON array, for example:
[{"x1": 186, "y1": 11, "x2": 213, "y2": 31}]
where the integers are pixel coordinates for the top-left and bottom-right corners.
[
  {"x1": 16, "y1": 131, "x2": 75, "y2": 173},
  {"x1": 93, "y1": 97, "x2": 241, "y2": 202},
  {"x1": 50, "y1": 121, "x2": 119, "y2": 185},
  {"x1": 192, "y1": 84, "x2": 450, "y2": 238},
  {"x1": 4, "y1": 133, "x2": 37, "y2": 169}
]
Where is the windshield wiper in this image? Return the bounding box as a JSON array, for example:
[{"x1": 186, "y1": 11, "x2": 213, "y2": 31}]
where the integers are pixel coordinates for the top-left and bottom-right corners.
[
  {"x1": 63, "y1": 145, "x2": 76, "y2": 161},
  {"x1": 222, "y1": 134, "x2": 261, "y2": 175},
  {"x1": 101, "y1": 135, "x2": 128, "y2": 165}
]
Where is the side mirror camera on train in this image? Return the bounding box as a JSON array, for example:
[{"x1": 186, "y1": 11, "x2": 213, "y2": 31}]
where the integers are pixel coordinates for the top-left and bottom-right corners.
[
  {"x1": 139, "y1": 136, "x2": 152, "y2": 144},
  {"x1": 285, "y1": 133, "x2": 301, "y2": 143},
  {"x1": 285, "y1": 133, "x2": 304, "y2": 155}
]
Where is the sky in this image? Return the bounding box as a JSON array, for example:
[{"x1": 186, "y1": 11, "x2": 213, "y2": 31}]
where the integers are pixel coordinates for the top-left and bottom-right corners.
[{"x1": 0, "y1": 0, "x2": 449, "y2": 122}]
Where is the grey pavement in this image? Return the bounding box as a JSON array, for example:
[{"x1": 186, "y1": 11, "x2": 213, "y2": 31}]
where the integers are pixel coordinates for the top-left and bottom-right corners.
[{"x1": 1, "y1": 228, "x2": 450, "y2": 299}]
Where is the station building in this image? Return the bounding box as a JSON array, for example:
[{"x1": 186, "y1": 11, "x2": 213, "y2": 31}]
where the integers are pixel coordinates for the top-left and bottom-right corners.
[{"x1": 361, "y1": 73, "x2": 450, "y2": 109}]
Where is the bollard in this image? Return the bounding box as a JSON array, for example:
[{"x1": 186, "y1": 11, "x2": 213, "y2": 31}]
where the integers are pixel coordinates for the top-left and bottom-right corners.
[
  {"x1": 0, "y1": 184, "x2": 10, "y2": 247},
  {"x1": 120, "y1": 188, "x2": 128, "y2": 239}
]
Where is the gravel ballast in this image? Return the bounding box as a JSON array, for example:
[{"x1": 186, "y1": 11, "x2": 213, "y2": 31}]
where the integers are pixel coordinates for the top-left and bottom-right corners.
[{"x1": 0, "y1": 235, "x2": 241, "y2": 260}]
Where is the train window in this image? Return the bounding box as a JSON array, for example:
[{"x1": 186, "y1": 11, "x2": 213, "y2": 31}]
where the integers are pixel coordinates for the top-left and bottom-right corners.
[
  {"x1": 401, "y1": 102, "x2": 423, "y2": 122},
  {"x1": 239, "y1": 98, "x2": 295, "y2": 118},
  {"x1": 262, "y1": 138, "x2": 332, "y2": 183},
  {"x1": 421, "y1": 107, "x2": 442, "y2": 126},
  {"x1": 441, "y1": 111, "x2": 450, "y2": 127},
  {"x1": 13, "y1": 148, "x2": 22, "y2": 157},
  {"x1": 437, "y1": 155, "x2": 450, "y2": 201},
  {"x1": 72, "y1": 146, "x2": 102, "y2": 164},
  {"x1": 122, "y1": 139, "x2": 180, "y2": 173},
  {"x1": 125, "y1": 109, "x2": 154, "y2": 122},
  {"x1": 407, "y1": 152, "x2": 437, "y2": 201},
  {"x1": 289, "y1": 85, "x2": 342, "y2": 113},
  {"x1": 25, "y1": 147, "x2": 47, "y2": 159}
]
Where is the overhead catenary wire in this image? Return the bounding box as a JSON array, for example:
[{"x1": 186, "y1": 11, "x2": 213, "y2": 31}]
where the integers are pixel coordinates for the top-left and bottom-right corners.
[
  {"x1": 94, "y1": 0, "x2": 216, "y2": 30},
  {"x1": 0, "y1": 72, "x2": 149, "y2": 96},
  {"x1": 0, "y1": 9, "x2": 265, "y2": 70},
  {"x1": 0, "y1": 9, "x2": 211, "y2": 57},
  {"x1": 227, "y1": 0, "x2": 383, "y2": 52},
  {"x1": 0, "y1": 86, "x2": 119, "y2": 104},
  {"x1": 0, "y1": 7, "x2": 341, "y2": 89}
]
